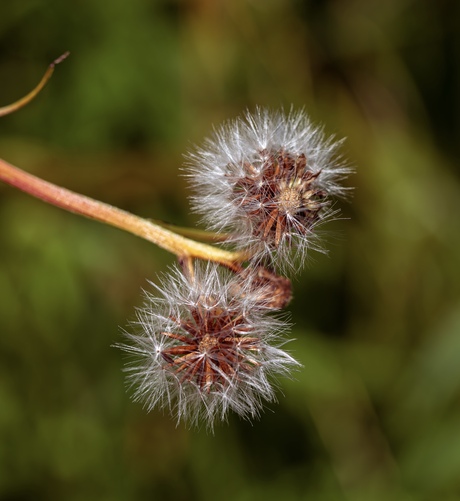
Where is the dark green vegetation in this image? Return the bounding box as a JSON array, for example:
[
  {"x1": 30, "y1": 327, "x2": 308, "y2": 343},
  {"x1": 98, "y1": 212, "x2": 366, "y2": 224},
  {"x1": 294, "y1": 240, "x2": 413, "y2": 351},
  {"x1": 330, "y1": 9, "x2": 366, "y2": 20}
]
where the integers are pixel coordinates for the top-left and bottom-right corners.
[{"x1": 1, "y1": 1, "x2": 459, "y2": 499}]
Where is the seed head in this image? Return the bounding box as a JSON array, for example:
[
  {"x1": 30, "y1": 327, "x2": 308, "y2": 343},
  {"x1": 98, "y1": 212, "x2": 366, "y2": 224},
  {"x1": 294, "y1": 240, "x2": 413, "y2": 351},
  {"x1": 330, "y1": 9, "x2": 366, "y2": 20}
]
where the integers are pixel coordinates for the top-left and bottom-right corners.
[
  {"x1": 118, "y1": 263, "x2": 298, "y2": 430},
  {"x1": 186, "y1": 107, "x2": 351, "y2": 270}
]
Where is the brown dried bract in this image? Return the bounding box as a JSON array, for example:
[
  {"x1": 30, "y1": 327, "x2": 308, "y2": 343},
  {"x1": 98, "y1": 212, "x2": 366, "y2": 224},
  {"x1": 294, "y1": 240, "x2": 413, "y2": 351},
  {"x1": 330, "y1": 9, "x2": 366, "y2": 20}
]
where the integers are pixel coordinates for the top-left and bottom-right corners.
[
  {"x1": 233, "y1": 265, "x2": 292, "y2": 310},
  {"x1": 233, "y1": 149, "x2": 328, "y2": 246},
  {"x1": 160, "y1": 303, "x2": 260, "y2": 392}
]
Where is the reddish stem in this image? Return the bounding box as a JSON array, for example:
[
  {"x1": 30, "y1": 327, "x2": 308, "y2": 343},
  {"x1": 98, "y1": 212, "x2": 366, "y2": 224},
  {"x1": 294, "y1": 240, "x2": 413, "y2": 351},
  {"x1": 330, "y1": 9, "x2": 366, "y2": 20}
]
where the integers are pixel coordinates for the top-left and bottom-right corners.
[{"x1": 0, "y1": 157, "x2": 244, "y2": 266}]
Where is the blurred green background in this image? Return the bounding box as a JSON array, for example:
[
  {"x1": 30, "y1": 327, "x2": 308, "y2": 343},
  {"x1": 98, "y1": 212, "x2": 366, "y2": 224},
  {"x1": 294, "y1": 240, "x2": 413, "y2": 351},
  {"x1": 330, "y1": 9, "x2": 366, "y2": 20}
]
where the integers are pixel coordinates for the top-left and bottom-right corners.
[{"x1": 1, "y1": 0, "x2": 460, "y2": 499}]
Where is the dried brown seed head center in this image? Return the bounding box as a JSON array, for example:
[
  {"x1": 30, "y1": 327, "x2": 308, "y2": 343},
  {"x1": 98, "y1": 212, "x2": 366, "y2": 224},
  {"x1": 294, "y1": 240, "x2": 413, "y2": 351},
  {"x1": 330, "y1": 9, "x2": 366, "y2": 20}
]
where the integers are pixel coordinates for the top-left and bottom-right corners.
[
  {"x1": 278, "y1": 185, "x2": 303, "y2": 216},
  {"x1": 198, "y1": 333, "x2": 219, "y2": 353}
]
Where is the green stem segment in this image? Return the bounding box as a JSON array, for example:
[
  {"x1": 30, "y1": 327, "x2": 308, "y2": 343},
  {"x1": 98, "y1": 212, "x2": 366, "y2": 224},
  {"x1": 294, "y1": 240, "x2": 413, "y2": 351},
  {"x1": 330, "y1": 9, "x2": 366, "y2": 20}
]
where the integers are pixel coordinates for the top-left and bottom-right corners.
[{"x1": 0, "y1": 157, "x2": 246, "y2": 267}]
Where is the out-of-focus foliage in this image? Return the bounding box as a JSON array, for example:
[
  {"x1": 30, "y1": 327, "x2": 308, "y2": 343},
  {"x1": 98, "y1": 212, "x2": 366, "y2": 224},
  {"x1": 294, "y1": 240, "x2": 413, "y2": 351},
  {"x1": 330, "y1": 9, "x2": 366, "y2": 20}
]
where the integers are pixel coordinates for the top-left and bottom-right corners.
[{"x1": 1, "y1": 0, "x2": 459, "y2": 499}]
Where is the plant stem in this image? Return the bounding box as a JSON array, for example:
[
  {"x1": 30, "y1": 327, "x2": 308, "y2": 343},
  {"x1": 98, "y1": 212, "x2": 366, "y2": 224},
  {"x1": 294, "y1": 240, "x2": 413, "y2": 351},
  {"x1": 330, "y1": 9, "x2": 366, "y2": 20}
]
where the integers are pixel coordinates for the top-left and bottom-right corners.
[
  {"x1": 150, "y1": 220, "x2": 230, "y2": 242},
  {"x1": 0, "y1": 52, "x2": 70, "y2": 117},
  {"x1": 0, "y1": 157, "x2": 246, "y2": 266}
]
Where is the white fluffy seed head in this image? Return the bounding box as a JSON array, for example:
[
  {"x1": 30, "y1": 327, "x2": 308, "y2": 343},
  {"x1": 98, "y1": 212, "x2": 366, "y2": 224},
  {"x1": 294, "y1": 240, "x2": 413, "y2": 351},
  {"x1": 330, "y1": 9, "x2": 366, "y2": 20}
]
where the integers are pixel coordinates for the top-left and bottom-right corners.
[
  {"x1": 186, "y1": 107, "x2": 352, "y2": 272},
  {"x1": 117, "y1": 263, "x2": 299, "y2": 430}
]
